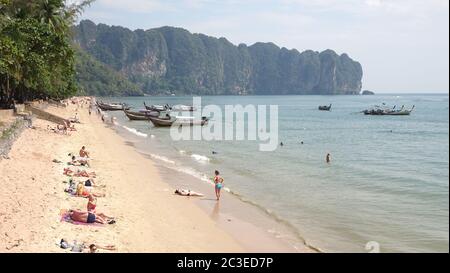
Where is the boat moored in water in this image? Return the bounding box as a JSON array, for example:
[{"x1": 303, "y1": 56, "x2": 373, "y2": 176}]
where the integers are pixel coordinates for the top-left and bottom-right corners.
[
  {"x1": 171, "y1": 105, "x2": 197, "y2": 112},
  {"x1": 148, "y1": 115, "x2": 209, "y2": 127},
  {"x1": 174, "y1": 116, "x2": 209, "y2": 126},
  {"x1": 148, "y1": 115, "x2": 176, "y2": 127},
  {"x1": 318, "y1": 104, "x2": 332, "y2": 111},
  {"x1": 124, "y1": 109, "x2": 160, "y2": 120},
  {"x1": 143, "y1": 102, "x2": 169, "y2": 112},
  {"x1": 363, "y1": 105, "x2": 415, "y2": 116}
]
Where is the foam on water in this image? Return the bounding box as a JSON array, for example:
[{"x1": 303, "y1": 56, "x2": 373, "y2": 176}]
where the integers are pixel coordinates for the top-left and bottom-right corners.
[
  {"x1": 149, "y1": 153, "x2": 176, "y2": 165},
  {"x1": 191, "y1": 154, "x2": 211, "y2": 163},
  {"x1": 122, "y1": 126, "x2": 148, "y2": 138}
]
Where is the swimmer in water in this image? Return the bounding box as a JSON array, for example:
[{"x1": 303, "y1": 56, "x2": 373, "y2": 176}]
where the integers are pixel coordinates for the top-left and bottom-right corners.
[{"x1": 326, "y1": 153, "x2": 331, "y2": 163}]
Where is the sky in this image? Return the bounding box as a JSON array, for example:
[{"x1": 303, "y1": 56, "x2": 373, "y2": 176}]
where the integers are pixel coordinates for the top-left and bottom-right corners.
[{"x1": 76, "y1": 0, "x2": 449, "y2": 93}]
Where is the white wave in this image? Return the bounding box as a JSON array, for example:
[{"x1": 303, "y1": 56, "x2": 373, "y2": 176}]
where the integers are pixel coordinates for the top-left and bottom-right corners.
[
  {"x1": 179, "y1": 150, "x2": 186, "y2": 155},
  {"x1": 191, "y1": 154, "x2": 211, "y2": 163},
  {"x1": 169, "y1": 166, "x2": 214, "y2": 185},
  {"x1": 163, "y1": 164, "x2": 232, "y2": 193},
  {"x1": 150, "y1": 135, "x2": 156, "y2": 139},
  {"x1": 149, "y1": 154, "x2": 175, "y2": 165},
  {"x1": 122, "y1": 126, "x2": 148, "y2": 138}
]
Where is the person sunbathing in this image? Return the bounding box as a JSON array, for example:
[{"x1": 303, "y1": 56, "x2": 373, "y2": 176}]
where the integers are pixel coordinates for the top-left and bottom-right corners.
[
  {"x1": 48, "y1": 125, "x2": 65, "y2": 134},
  {"x1": 63, "y1": 168, "x2": 74, "y2": 175},
  {"x1": 75, "y1": 169, "x2": 95, "y2": 177},
  {"x1": 68, "y1": 209, "x2": 115, "y2": 225},
  {"x1": 63, "y1": 120, "x2": 77, "y2": 131},
  {"x1": 86, "y1": 194, "x2": 110, "y2": 213},
  {"x1": 174, "y1": 189, "x2": 204, "y2": 197},
  {"x1": 76, "y1": 183, "x2": 105, "y2": 198},
  {"x1": 69, "y1": 155, "x2": 90, "y2": 167},
  {"x1": 87, "y1": 243, "x2": 117, "y2": 253},
  {"x1": 59, "y1": 239, "x2": 116, "y2": 253},
  {"x1": 84, "y1": 178, "x2": 102, "y2": 187},
  {"x1": 64, "y1": 178, "x2": 78, "y2": 194},
  {"x1": 63, "y1": 168, "x2": 96, "y2": 178}
]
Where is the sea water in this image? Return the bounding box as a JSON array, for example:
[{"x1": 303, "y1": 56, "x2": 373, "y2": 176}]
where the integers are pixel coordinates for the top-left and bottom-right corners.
[{"x1": 100, "y1": 94, "x2": 449, "y2": 253}]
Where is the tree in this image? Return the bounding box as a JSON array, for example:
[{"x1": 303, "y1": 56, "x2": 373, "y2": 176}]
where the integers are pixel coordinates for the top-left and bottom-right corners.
[{"x1": 0, "y1": 0, "x2": 94, "y2": 108}]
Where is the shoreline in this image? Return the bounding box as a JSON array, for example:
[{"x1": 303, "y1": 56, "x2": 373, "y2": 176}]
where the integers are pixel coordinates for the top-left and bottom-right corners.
[
  {"x1": 108, "y1": 114, "x2": 320, "y2": 252},
  {"x1": 0, "y1": 101, "x2": 312, "y2": 252},
  {"x1": 0, "y1": 103, "x2": 244, "y2": 252},
  {"x1": 105, "y1": 111, "x2": 316, "y2": 253}
]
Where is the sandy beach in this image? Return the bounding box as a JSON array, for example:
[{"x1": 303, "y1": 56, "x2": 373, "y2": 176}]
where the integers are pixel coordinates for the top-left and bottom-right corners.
[{"x1": 0, "y1": 102, "x2": 246, "y2": 253}]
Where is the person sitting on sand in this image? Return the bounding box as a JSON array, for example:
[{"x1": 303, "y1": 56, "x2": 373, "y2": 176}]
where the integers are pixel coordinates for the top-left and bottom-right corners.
[
  {"x1": 68, "y1": 113, "x2": 80, "y2": 124},
  {"x1": 79, "y1": 146, "x2": 90, "y2": 158},
  {"x1": 62, "y1": 120, "x2": 76, "y2": 131},
  {"x1": 68, "y1": 209, "x2": 115, "y2": 225},
  {"x1": 76, "y1": 182, "x2": 105, "y2": 198},
  {"x1": 48, "y1": 125, "x2": 66, "y2": 134},
  {"x1": 174, "y1": 189, "x2": 204, "y2": 197},
  {"x1": 87, "y1": 194, "x2": 97, "y2": 212},
  {"x1": 51, "y1": 123, "x2": 68, "y2": 134}
]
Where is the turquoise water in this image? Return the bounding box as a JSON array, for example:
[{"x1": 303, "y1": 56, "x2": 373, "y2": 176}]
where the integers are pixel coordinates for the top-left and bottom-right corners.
[{"x1": 101, "y1": 94, "x2": 449, "y2": 253}]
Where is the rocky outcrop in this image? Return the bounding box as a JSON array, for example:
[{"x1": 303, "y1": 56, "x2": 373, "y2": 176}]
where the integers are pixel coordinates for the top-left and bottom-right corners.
[
  {"x1": 73, "y1": 20, "x2": 363, "y2": 96},
  {"x1": 362, "y1": 90, "x2": 375, "y2": 95}
]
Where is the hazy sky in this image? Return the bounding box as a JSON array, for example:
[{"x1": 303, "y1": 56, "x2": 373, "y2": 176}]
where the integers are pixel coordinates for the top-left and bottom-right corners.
[{"x1": 78, "y1": 0, "x2": 449, "y2": 93}]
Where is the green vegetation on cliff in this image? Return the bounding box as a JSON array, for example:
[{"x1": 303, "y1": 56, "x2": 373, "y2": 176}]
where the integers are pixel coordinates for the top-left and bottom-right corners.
[
  {"x1": 73, "y1": 20, "x2": 363, "y2": 96},
  {"x1": 75, "y1": 48, "x2": 142, "y2": 96}
]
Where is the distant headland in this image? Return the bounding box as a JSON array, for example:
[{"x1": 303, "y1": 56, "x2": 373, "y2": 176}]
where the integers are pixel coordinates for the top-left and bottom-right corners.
[{"x1": 73, "y1": 20, "x2": 364, "y2": 97}]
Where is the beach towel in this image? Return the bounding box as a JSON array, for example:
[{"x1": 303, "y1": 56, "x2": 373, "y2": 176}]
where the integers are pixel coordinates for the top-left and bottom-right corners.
[{"x1": 59, "y1": 209, "x2": 103, "y2": 227}]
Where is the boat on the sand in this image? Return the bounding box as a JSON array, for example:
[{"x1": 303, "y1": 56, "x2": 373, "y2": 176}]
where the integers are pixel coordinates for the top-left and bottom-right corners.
[{"x1": 97, "y1": 101, "x2": 129, "y2": 111}]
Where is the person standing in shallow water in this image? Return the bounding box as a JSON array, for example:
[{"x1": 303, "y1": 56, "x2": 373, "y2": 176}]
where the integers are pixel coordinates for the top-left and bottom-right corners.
[
  {"x1": 326, "y1": 153, "x2": 331, "y2": 163},
  {"x1": 213, "y1": 170, "x2": 224, "y2": 201}
]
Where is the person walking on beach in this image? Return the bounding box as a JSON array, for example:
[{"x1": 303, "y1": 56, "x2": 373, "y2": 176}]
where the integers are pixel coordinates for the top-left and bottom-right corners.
[
  {"x1": 213, "y1": 170, "x2": 224, "y2": 201},
  {"x1": 326, "y1": 153, "x2": 331, "y2": 164}
]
